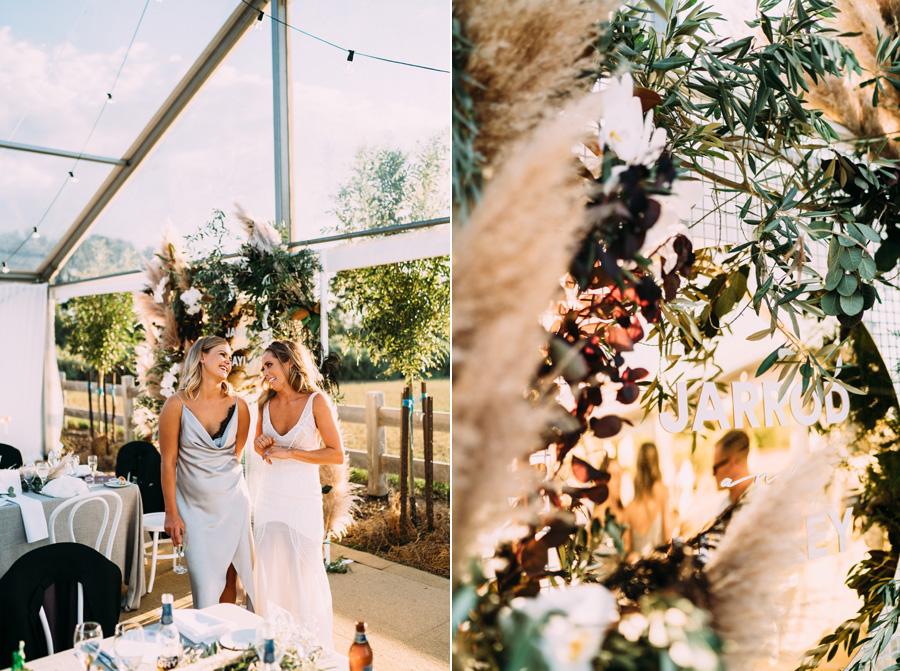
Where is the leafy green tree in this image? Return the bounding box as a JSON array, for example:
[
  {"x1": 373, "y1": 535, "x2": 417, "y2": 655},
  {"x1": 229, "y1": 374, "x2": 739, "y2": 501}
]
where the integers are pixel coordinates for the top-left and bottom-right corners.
[
  {"x1": 59, "y1": 293, "x2": 139, "y2": 436},
  {"x1": 331, "y1": 135, "x2": 451, "y2": 383}
]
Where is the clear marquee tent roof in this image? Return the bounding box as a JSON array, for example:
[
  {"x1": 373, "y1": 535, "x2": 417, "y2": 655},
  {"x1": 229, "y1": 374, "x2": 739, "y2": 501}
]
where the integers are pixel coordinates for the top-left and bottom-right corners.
[{"x1": 0, "y1": 0, "x2": 451, "y2": 288}]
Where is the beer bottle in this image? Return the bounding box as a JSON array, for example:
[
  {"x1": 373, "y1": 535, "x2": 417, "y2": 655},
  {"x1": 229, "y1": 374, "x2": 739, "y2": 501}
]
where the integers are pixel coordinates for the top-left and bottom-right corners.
[
  {"x1": 348, "y1": 621, "x2": 373, "y2": 671},
  {"x1": 10, "y1": 641, "x2": 24, "y2": 671}
]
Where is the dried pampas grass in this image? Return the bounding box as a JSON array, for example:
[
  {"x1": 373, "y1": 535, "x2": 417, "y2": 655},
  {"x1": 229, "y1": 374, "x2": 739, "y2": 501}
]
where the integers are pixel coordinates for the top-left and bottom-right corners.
[
  {"x1": 806, "y1": 0, "x2": 900, "y2": 155},
  {"x1": 458, "y1": 0, "x2": 614, "y2": 179},
  {"x1": 452, "y1": 92, "x2": 605, "y2": 574},
  {"x1": 321, "y1": 459, "x2": 356, "y2": 539},
  {"x1": 706, "y1": 444, "x2": 843, "y2": 670}
]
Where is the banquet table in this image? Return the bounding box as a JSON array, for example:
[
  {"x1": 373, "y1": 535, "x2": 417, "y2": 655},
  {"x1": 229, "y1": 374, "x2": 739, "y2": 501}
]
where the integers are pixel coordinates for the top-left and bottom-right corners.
[
  {"x1": 2, "y1": 604, "x2": 349, "y2": 671},
  {"x1": 0, "y1": 480, "x2": 146, "y2": 610}
]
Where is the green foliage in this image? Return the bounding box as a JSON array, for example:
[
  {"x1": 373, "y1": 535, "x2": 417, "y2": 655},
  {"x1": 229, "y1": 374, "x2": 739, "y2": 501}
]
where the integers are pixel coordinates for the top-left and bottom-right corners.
[
  {"x1": 594, "y1": 0, "x2": 896, "y2": 407},
  {"x1": 348, "y1": 466, "x2": 450, "y2": 501},
  {"x1": 331, "y1": 138, "x2": 450, "y2": 382},
  {"x1": 59, "y1": 293, "x2": 139, "y2": 376}
]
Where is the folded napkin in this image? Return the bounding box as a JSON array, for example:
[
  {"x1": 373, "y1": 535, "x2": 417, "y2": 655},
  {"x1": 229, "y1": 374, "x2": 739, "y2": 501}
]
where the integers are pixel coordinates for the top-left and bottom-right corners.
[
  {"x1": 11, "y1": 495, "x2": 49, "y2": 543},
  {"x1": 73, "y1": 465, "x2": 92, "y2": 478},
  {"x1": 173, "y1": 609, "x2": 234, "y2": 644},
  {"x1": 0, "y1": 468, "x2": 22, "y2": 496},
  {"x1": 42, "y1": 475, "x2": 91, "y2": 499}
]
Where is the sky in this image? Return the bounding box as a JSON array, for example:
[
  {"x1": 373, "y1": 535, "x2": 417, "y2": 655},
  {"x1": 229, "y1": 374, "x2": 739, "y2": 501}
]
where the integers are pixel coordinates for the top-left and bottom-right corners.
[{"x1": 0, "y1": 0, "x2": 450, "y2": 275}]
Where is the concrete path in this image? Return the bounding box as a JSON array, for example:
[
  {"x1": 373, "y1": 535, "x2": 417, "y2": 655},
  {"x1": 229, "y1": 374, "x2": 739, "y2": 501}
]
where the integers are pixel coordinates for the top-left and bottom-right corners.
[{"x1": 125, "y1": 544, "x2": 449, "y2": 670}]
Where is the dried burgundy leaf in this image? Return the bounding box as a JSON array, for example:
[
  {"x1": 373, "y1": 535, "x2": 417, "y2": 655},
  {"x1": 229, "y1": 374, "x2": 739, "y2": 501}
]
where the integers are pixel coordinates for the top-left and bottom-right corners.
[
  {"x1": 590, "y1": 415, "x2": 623, "y2": 438},
  {"x1": 617, "y1": 382, "x2": 640, "y2": 404},
  {"x1": 571, "y1": 456, "x2": 607, "y2": 483},
  {"x1": 622, "y1": 367, "x2": 649, "y2": 382},
  {"x1": 607, "y1": 324, "x2": 634, "y2": 352}
]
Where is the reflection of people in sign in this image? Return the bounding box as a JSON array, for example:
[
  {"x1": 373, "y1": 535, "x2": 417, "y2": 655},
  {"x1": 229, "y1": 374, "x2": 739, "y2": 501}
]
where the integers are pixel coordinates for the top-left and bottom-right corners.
[
  {"x1": 688, "y1": 429, "x2": 753, "y2": 565},
  {"x1": 623, "y1": 442, "x2": 672, "y2": 559}
]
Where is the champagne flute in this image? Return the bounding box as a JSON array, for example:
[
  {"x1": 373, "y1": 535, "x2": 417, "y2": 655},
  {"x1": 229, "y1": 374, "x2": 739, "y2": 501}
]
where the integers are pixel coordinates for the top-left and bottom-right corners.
[
  {"x1": 73, "y1": 622, "x2": 103, "y2": 670},
  {"x1": 173, "y1": 541, "x2": 188, "y2": 575},
  {"x1": 114, "y1": 623, "x2": 145, "y2": 671},
  {"x1": 87, "y1": 455, "x2": 98, "y2": 485},
  {"x1": 34, "y1": 461, "x2": 50, "y2": 487}
]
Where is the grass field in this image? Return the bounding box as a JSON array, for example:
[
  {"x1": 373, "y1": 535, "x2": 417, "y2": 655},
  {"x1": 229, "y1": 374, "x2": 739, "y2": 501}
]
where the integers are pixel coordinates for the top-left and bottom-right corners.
[{"x1": 63, "y1": 378, "x2": 450, "y2": 463}]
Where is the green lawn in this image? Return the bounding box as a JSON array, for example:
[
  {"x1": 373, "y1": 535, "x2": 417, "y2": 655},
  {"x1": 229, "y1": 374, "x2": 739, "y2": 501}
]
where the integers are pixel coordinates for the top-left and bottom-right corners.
[{"x1": 64, "y1": 378, "x2": 450, "y2": 463}]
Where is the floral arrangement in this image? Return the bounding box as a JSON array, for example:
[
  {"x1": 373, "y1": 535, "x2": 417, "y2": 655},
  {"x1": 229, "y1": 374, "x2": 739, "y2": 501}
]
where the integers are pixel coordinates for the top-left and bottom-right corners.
[{"x1": 133, "y1": 209, "x2": 352, "y2": 538}]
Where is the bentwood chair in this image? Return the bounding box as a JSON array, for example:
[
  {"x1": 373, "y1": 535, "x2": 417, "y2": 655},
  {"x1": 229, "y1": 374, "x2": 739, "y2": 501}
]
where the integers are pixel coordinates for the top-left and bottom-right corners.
[{"x1": 0, "y1": 543, "x2": 121, "y2": 659}]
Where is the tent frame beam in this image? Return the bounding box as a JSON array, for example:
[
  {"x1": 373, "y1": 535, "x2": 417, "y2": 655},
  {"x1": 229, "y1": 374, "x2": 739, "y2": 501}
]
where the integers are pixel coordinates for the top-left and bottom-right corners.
[
  {"x1": 271, "y1": 0, "x2": 296, "y2": 239},
  {"x1": 0, "y1": 140, "x2": 127, "y2": 167},
  {"x1": 36, "y1": 0, "x2": 270, "y2": 284}
]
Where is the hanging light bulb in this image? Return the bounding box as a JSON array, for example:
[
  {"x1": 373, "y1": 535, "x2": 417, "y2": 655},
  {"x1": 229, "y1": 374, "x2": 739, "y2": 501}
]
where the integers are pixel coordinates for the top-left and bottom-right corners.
[
  {"x1": 346, "y1": 49, "x2": 355, "y2": 72},
  {"x1": 106, "y1": 92, "x2": 114, "y2": 104},
  {"x1": 31, "y1": 227, "x2": 40, "y2": 240},
  {"x1": 68, "y1": 171, "x2": 79, "y2": 183},
  {"x1": 255, "y1": 10, "x2": 264, "y2": 30},
  {"x1": 1, "y1": 262, "x2": 9, "y2": 275}
]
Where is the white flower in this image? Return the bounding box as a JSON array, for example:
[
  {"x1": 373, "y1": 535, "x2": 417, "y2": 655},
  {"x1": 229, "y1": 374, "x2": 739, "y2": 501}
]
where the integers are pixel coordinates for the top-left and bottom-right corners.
[
  {"x1": 618, "y1": 613, "x2": 648, "y2": 642},
  {"x1": 159, "y1": 363, "x2": 181, "y2": 399},
  {"x1": 540, "y1": 615, "x2": 604, "y2": 671},
  {"x1": 152, "y1": 276, "x2": 168, "y2": 304},
  {"x1": 599, "y1": 73, "x2": 667, "y2": 166},
  {"x1": 511, "y1": 583, "x2": 619, "y2": 630},
  {"x1": 132, "y1": 406, "x2": 157, "y2": 433},
  {"x1": 180, "y1": 287, "x2": 203, "y2": 316}
]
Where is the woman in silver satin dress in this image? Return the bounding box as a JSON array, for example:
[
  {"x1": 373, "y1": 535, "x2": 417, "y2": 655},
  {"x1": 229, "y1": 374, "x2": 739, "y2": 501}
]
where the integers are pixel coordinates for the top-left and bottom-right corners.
[{"x1": 159, "y1": 335, "x2": 256, "y2": 609}]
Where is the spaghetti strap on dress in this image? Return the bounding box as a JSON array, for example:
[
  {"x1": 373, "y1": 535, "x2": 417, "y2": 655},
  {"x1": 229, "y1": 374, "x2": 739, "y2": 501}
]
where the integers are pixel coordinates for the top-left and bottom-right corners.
[{"x1": 177, "y1": 403, "x2": 256, "y2": 609}]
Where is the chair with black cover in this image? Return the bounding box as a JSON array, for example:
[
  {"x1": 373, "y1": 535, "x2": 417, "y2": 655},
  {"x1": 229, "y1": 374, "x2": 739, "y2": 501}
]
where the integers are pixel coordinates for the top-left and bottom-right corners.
[
  {"x1": 114, "y1": 440, "x2": 163, "y2": 513},
  {"x1": 114, "y1": 440, "x2": 170, "y2": 592},
  {"x1": 0, "y1": 443, "x2": 23, "y2": 469},
  {"x1": 0, "y1": 543, "x2": 121, "y2": 661}
]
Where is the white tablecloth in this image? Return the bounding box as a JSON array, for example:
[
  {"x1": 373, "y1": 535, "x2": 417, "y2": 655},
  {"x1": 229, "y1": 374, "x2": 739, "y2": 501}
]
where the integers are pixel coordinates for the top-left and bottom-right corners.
[{"x1": 3, "y1": 604, "x2": 348, "y2": 671}]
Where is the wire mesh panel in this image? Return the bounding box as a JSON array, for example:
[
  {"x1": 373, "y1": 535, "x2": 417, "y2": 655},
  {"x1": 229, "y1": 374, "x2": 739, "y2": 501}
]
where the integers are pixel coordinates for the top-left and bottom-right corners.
[{"x1": 686, "y1": 158, "x2": 900, "y2": 400}]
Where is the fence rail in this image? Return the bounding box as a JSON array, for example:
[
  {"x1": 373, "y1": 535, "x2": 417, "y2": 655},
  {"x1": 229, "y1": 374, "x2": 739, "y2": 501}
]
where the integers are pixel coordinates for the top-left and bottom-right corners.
[{"x1": 61, "y1": 376, "x2": 449, "y2": 494}]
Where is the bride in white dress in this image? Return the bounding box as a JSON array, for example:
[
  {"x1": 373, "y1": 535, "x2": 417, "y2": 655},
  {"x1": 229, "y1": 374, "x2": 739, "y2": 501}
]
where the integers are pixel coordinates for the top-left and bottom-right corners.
[{"x1": 252, "y1": 340, "x2": 344, "y2": 651}]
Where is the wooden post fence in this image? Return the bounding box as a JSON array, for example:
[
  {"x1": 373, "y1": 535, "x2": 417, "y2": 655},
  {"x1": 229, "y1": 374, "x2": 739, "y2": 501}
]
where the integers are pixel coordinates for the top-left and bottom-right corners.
[{"x1": 61, "y1": 379, "x2": 450, "y2": 489}]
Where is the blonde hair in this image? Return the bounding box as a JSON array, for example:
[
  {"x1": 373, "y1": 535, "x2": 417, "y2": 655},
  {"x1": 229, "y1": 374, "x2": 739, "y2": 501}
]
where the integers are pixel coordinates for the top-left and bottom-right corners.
[
  {"x1": 258, "y1": 340, "x2": 323, "y2": 407},
  {"x1": 634, "y1": 442, "x2": 662, "y2": 500},
  {"x1": 178, "y1": 336, "x2": 231, "y2": 400}
]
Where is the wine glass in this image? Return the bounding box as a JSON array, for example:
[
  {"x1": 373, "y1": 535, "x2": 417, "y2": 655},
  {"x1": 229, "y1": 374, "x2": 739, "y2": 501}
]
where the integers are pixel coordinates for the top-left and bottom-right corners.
[
  {"x1": 114, "y1": 623, "x2": 145, "y2": 671},
  {"x1": 86, "y1": 455, "x2": 98, "y2": 484},
  {"x1": 73, "y1": 622, "x2": 103, "y2": 670},
  {"x1": 173, "y1": 542, "x2": 188, "y2": 575},
  {"x1": 67, "y1": 454, "x2": 80, "y2": 476},
  {"x1": 47, "y1": 451, "x2": 60, "y2": 469},
  {"x1": 34, "y1": 461, "x2": 50, "y2": 487}
]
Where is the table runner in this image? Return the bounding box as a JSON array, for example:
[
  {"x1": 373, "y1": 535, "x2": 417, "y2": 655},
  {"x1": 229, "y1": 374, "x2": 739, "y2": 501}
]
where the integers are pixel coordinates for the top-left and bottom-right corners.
[{"x1": 0, "y1": 483, "x2": 146, "y2": 610}]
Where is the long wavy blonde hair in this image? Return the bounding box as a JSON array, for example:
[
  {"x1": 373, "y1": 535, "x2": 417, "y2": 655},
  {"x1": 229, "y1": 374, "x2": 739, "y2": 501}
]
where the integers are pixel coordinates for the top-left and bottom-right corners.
[
  {"x1": 178, "y1": 336, "x2": 231, "y2": 400},
  {"x1": 258, "y1": 340, "x2": 323, "y2": 407},
  {"x1": 634, "y1": 442, "x2": 662, "y2": 500}
]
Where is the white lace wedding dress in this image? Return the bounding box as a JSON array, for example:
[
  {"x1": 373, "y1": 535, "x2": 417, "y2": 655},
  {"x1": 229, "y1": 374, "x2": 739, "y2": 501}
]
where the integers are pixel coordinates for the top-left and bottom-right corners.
[{"x1": 253, "y1": 392, "x2": 334, "y2": 652}]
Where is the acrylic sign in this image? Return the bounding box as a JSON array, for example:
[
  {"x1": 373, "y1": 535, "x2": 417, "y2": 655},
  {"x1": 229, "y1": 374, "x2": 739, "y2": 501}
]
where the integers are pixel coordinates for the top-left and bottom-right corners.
[{"x1": 659, "y1": 380, "x2": 850, "y2": 433}]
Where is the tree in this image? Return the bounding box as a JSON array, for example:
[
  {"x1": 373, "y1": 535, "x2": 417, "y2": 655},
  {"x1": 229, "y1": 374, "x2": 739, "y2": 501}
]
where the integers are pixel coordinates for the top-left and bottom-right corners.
[
  {"x1": 331, "y1": 135, "x2": 451, "y2": 382},
  {"x1": 59, "y1": 293, "x2": 139, "y2": 437},
  {"x1": 331, "y1": 135, "x2": 450, "y2": 526}
]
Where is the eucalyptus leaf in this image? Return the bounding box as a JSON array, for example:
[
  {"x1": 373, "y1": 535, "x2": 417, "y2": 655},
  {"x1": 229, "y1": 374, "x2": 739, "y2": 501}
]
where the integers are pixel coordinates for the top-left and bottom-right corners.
[
  {"x1": 840, "y1": 292, "x2": 864, "y2": 316},
  {"x1": 837, "y1": 274, "x2": 859, "y2": 297}
]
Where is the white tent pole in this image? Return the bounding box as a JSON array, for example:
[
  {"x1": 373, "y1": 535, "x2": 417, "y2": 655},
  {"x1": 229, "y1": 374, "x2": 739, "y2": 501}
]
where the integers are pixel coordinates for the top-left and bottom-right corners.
[
  {"x1": 319, "y1": 260, "x2": 330, "y2": 357},
  {"x1": 271, "y1": 0, "x2": 296, "y2": 240}
]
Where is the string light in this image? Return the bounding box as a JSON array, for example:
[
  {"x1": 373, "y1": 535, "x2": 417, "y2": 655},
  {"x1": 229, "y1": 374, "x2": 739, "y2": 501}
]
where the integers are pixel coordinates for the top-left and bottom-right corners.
[
  {"x1": 1, "y1": 0, "x2": 151, "y2": 273},
  {"x1": 346, "y1": 49, "x2": 354, "y2": 72},
  {"x1": 255, "y1": 10, "x2": 264, "y2": 30},
  {"x1": 239, "y1": 0, "x2": 449, "y2": 74}
]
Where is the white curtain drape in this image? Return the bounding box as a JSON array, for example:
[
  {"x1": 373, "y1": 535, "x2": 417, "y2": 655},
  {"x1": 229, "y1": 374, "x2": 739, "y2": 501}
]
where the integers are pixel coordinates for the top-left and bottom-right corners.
[
  {"x1": 0, "y1": 283, "x2": 49, "y2": 463},
  {"x1": 43, "y1": 296, "x2": 64, "y2": 457}
]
